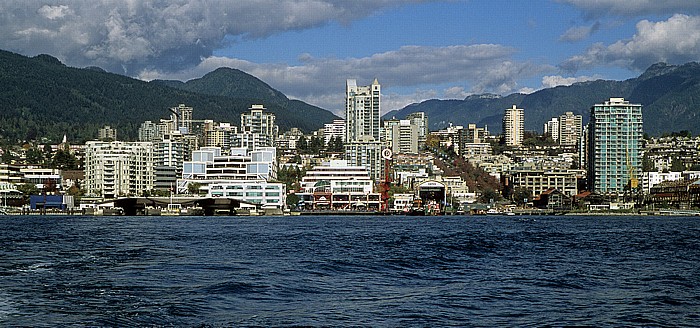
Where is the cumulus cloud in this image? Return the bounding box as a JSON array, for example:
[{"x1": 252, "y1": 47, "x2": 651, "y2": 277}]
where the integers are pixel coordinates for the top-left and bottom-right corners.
[
  {"x1": 541, "y1": 75, "x2": 602, "y2": 88},
  {"x1": 560, "y1": 14, "x2": 700, "y2": 72},
  {"x1": 0, "y1": 0, "x2": 420, "y2": 74},
  {"x1": 559, "y1": 22, "x2": 600, "y2": 42},
  {"x1": 141, "y1": 45, "x2": 551, "y2": 112},
  {"x1": 443, "y1": 86, "x2": 470, "y2": 99},
  {"x1": 559, "y1": 0, "x2": 700, "y2": 17}
]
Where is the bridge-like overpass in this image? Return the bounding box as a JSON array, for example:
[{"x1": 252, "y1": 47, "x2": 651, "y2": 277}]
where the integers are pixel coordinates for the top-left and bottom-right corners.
[{"x1": 111, "y1": 197, "x2": 260, "y2": 216}]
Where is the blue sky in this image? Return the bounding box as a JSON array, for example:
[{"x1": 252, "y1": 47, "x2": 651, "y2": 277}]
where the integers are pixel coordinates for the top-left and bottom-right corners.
[{"x1": 3, "y1": 1, "x2": 700, "y2": 115}]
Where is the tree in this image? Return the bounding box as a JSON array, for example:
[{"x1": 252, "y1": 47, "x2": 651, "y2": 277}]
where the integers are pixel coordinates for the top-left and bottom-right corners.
[
  {"x1": 51, "y1": 149, "x2": 79, "y2": 170},
  {"x1": 187, "y1": 182, "x2": 202, "y2": 195},
  {"x1": 17, "y1": 183, "x2": 39, "y2": 196},
  {"x1": 297, "y1": 136, "x2": 308, "y2": 153},
  {"x1": 642, "y1": 155, "x2": 655, "y2": 172},
  {"x1": 479, "y1": 188, "x2": 502, "y2": 204},
  {"x1": 286, "y1": 193, "x2": 300, "y2": 208},
  {"x1": 512, "y1": 188, "x2": 532, "y2": 206},
  {"x1": 671, "y1": 158, "x2": 685, "y2": 172}
]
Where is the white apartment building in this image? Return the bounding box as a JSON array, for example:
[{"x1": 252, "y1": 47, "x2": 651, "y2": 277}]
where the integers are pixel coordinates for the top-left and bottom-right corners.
[
  {"x1": 544, "y1": 117, "x2": 559, "y2": 142},
  {"x1": 503, "y1": 105, "x2": 524, "y2": 147},
  {"x1": 507, "y1": 167, "x2": 584, "y2": 198},
  {"x1": 178, "y1": 146, "x2": 277, "y2": 194},
  {"x1": 345, "y1": 79, "x2": 381, "y2": 142},
  {"x1": 324, "y1": 119, "x2": 346, "y2": 145},
  {"x1": 406, "y1": 112, "x2": 428, "y2": 146},
  {"x1": 234, "y1": 104, "x2": 279, "y2": 151},
  {"x1": 98, "y1": 125, "x2": 117, "y2": 141},
  {"x1": 384, "y1": 119, "x2": 419, "y2": 154},
  {"x1": 204, "y1": 122, "x2": 237, "y2": 150},
  {"x1": 641, "y1": 171, "x2": 683, "y2": 195},
  {"x1": 138, "y1": 120, "x2": 159, "y2": 142},
  {"x1": 345, "y1": 140, "x2": 384, "y2": 182},
  {"x1": 84, "y1": 141, "x2": 154, "y2": 198},
  {"x1": 558, "y1": 112, "x2": 582, "y2": 146}
]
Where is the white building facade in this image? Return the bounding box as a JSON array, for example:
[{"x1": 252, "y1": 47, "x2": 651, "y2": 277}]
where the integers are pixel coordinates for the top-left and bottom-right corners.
[{"x1": 85, "y1": 141, "x2": 154, "y2": 198}]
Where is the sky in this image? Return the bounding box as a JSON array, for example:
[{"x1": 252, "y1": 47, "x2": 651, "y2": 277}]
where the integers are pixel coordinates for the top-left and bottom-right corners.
[{"x1": 3, "y1": 0, "x2": 700, "y2": 115}]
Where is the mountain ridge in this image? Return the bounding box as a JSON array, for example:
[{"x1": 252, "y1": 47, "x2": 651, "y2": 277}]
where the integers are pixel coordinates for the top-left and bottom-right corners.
[
  {"x1": 0, "y1": 49, "x2": 339, "y2": 143},
  {"x1": 384, "y1": 62, "x2": 700, "y2": 136}
]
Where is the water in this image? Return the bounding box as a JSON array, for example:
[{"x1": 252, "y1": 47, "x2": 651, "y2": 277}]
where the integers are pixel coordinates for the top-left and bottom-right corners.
[{"x1": 1, "y1": 215, "x2": 699, "y2": 326}]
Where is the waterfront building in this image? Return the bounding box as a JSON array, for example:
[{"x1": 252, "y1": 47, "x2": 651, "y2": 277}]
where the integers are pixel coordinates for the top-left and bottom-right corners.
[
  {"x1": 0, "y1": 164, "x2": 23, "y2": 185},
  {"x1": 558, "y1": 112, "x2": 583, "y2": 146},
  {"x1": 502, "y1": 105, "x2": 524, "y2": 147},
  {"x1": 98, "y1": 125, "x2": 117, "y2": 141},
  {"x1": 20, "y1": 167, "x2": 62, "y2": 191},
  {"x1": 507, "y1": 166, "x2": 584, "y2": 198},
  {"x1": 84, "y1": 141, "x2": 154, "y2": 198},
  {"x1": 297, "y1": 160, "x2": 380, "y2": 210},
  {"x1": 153, "y1": 134, "x2": 187, "y2": 191},
  {"x1": 406, "y1": 112, "x2": 428, "y2": 148},
  {"x1": 207, "y1": 181, "x2": 286, "y2": 209},
  {"x1": 641, "y1": 171, "x2": 683, "y2": 195},
  {"x1": 345, "y1": 79, "x2": 381, "y2": 143},
  {"x1": 587, "y1": 98, "x2": 643, "y2": 194},
  {"x1": 178, "y1": 146, "x2": 277, "y2": 194}
]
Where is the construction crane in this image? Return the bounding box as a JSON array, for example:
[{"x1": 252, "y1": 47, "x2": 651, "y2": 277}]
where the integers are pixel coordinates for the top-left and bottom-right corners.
[{"x1": 626, "y1": 148, "x2": 638, "y2": 190}]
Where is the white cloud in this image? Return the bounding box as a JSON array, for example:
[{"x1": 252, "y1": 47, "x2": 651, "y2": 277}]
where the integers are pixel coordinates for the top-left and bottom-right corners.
[
  {"x1": 0, "y1": 0, "x2": 423, "y2": 74},
  {"x1": 560, "y1": 14, "x2": 700, "y2": 72},
  {"x1": 559, "y1": 22, "x2": 600, "y2": 42},
  {"x1": 443, "y1": 86, "x2": 470, "y2": 99},
  {"x1": 141, "y1": 45, "x2": 551, "y2": 112},
  {"x1": 560, "y1": 0, "x2": 700, "y2": 17},
  {"x1": 541, "y1": 74, "x2": 602, "y2": 88}
]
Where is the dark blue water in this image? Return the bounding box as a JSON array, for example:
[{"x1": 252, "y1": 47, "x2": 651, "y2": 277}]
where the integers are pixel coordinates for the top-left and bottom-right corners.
[{"x1": 1, "y1": 215, "x2": 699, "y2": 326}]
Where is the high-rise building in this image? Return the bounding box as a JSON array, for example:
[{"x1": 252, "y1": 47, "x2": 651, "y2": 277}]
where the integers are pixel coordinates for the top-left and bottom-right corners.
[
  {"x1": 98, "y1": 125, "x2": 117, "y2": 141},
  {"x1": 138, "y1": 121, "x2": 159, "y2": 142},
  {"x1": 406, "y1": 112, "x2": 428, "y2": 147},
  {"x1": 502, "y1": 105, "x2": 524, "y2": 147},
  {"x1": 205, "y1": 122, "x2": 237, "y2": 150},
  {"x1": 587, "y1": 98, "x2": 643, "y2": 194},
  {"x1": 544, "y1": 117, "x2": 559, "y2": 142},
  {"x1": 558, "y1": 112, "x2": 583, "y2": 146},
  {"x1": 344, "y1": 78, "x2": 384, "y2": 182},
  {"x1": 345, "y1": 141, "x2": 384, "y2": 182},
  {"x1": 345, "y1": 79, "x2": 380, "y2": 142},
  {"x1": 234, "y1": 104, "x2": 279, "y2": 151},
  {"x1": 384, "y1": 119, "x2": 418, "y2": 154},
  {"x1": 170, "y1": 104, "x2": 193, "y2": 134},
  {"x1": 84, "y1": 141, "x2": 154, "y2": 198}
]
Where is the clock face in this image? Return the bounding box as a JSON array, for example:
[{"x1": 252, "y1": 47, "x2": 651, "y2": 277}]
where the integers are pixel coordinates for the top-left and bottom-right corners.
[{"x1": 381, "y1": 148, "x2": 393, "y2": 160}]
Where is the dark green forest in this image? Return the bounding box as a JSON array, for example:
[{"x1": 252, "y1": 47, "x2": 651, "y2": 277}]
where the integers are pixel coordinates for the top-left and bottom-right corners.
[{"x1": 0, "y1": 50, "x2": 339, "y2": 144}]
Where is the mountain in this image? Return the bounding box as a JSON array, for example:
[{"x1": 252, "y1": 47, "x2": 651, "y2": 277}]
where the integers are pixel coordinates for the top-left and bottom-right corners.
[
  {"x1": 0, "y1": 50, "x2": 339, "y2": 144},
  {"x1": 384, "y1": 62, "x2": 700, "y2": 136}
]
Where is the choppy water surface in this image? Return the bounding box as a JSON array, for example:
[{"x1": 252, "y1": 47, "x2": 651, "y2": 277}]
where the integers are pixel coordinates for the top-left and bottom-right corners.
[{"x1": 1, "y1": 215, "x2": 699, "y2": 326}]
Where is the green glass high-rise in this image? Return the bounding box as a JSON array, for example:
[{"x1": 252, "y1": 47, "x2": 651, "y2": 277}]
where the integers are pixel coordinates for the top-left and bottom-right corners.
[{"x1": 588, "y1": 98, "x2": 643, "y2": 194}]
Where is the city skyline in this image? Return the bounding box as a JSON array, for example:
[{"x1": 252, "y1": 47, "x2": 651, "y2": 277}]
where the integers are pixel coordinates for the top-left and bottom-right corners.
[{"x1": 2, "y1": 1, "x2": 699, "y2": 115}]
